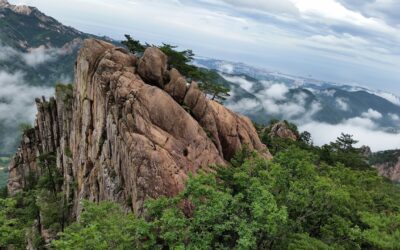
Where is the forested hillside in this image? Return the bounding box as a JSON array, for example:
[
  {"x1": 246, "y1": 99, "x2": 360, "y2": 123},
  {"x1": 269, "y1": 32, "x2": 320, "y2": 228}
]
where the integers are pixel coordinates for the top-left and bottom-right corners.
[{"x1": 2, "y1": 123, "x2": 399, "y2": 249}]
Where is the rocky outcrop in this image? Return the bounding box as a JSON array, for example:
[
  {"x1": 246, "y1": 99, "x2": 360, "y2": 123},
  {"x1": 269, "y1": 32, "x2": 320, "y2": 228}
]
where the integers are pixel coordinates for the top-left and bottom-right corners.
[
  {"x1": 137, "y1": 47, "x2": 168, "y2": 88},
  {"x1": 266, "y1": 121, "x2": 299, "y2": 141},
  {"x1": 370, "y1": 150, "x2": 400, "y2": 182},
  {"x1": 376, "y1": 162, "x2": 400, "y2": 182},
  {"x1": 8, "y1": 39, "x2": 271, "y2": 218},
  {"x1": 360, "y1": 146, "x2": 372, "y2": 158}
]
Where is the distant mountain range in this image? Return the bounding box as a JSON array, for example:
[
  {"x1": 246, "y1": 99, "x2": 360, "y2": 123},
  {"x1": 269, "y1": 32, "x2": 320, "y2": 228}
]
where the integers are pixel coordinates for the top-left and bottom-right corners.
[
  {"x1": 0, "y1": 0, "x2": 89, "y2": 86},
  {"x1": 0, "y1": 0, "x2": 114, "y2": 154},
  {"x1": 195, "y1": 58, "x2": 400, "y2": 133}
]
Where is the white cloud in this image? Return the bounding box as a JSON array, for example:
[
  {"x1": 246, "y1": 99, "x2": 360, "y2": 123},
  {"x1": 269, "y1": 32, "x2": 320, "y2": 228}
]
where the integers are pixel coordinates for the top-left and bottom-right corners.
[
  {"x1": 361, "y1": 108, "x2": 383, "y2": 120},
  {"x1": 0, "y1": 44, "x2": 64, "y2": 67},
  {"x1": 218, "y1": 63, "x2": 234, "y2": 74},
  {"x1": 226, "y1": 98, "x2": 260, "y2": 113},
  {"x1": 0, "y1": 71, "x2": 53, "y2": 123},
  {"x1": 373, "y1": 91, "x2": 400, "y2": 106},
  {"x1": 258, "y1": 83, "x2": 289, "y2": 100},
  {"x1": 0, "y1": 70, "x2": 54, "y2": 149},
  {"x1": 221, "y1": 74, "x2": 254, "y2": 92},
  {"x1": 345, "y1": 117, "x2": 377, "y2": 129},
  {"x1": 337, "y1": 0, "x2": 400, "y2": 26},
  {"x1": 336, "y1": 97, "x2": 349, "y2": 111},
  {"x1": 291, "y1": 0, "x2": 399, "y2": 38},
  {"x1": 322, "y1": 89, "x2": 336, "y2": 97},
  {"x1": 307, "y1": 34, "x2": 370, "y2": 49},
  {"x1": 0, "y1": 45, "x2": 18, "y2": 61},
  {"x1": 389, "y1": 113, "x2": 400, "y2": 121},
  {"x1": 221, "y1": 0, "x2": 299, "y2": 15},
  {"x1": 280, "y1": 102, "x2": 305, "y2": 117},
  {"x1": 22, "y1": 46, "x2": 60, "y2": 67},
  {"x1": 300, "y1": 120, "x2": 400, "y2": 152}
]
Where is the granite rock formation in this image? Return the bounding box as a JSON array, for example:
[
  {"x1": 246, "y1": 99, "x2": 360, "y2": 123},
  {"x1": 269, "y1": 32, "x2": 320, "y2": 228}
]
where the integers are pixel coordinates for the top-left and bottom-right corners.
[
  {"x1": 8, "y1": 39, "x2": 272, "y2": 219},
  {"x1": 266, "y1": 121, "x2": 299, "y2": 141}
]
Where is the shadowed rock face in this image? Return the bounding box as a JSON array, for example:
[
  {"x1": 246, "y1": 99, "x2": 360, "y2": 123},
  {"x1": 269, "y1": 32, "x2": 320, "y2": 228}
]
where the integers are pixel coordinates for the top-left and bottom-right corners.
[{"x1": 8, "y1": 39, "x2": 271, "y2": 218}]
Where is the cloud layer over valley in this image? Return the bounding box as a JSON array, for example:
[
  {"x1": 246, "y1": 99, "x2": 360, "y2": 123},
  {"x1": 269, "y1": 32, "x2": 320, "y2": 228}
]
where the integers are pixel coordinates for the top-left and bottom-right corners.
[
  {"x1": 221, "y1": 71, "x2": 400, "y2": 152},
  {"x1": 0, "y1": 70, "x2": 53, "y2": 152},
  {"x1": 0, "y1": 43, "x2": 66, "y2": 67}
]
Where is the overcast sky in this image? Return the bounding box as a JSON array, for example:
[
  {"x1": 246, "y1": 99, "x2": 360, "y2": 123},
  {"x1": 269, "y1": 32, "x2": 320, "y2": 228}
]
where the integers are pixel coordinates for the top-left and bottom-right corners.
[{"x1": 10, "y1": 0, "x2": 400, "y2": 94}]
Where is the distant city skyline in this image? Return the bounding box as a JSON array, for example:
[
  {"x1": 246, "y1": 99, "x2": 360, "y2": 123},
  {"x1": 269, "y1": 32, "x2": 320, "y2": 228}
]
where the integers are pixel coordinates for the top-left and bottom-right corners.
[{"x1": 10, "y1": 0, "x2": 400, "y2": 95}]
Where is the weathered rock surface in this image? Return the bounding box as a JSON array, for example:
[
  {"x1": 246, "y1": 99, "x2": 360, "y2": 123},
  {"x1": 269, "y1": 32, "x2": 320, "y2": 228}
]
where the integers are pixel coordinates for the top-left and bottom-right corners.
[
  {"x1": 376, "y1": 162, "x2": 400, "y2": 182},
  {"x1": 164, "y1": 68, "x2": 187, "y2": 104},
  {"x1": 137, "y1": 46, "x2": 168, "y2": 88},
  {"x1": 8, "y1": 39, "x2": 271, "y2": 219},
  {"x1": 267, "y1": 121, "x2": 298, "y2": 141}
]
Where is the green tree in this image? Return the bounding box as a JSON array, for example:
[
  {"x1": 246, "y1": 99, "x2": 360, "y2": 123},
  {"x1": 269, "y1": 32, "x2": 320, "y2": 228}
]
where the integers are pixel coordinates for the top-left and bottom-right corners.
[
  {"x1": 121, "y1": 34, "x2": 145, "y2": 54},
  {"x1": 319, "y1": 133, "x2": 369, "y2": 170},
  {"x1": 199, "y1": 81, "x2": 230, "y2": 103},
  {"x1": 19, "y1": 122, "x2": 33, "y2": 133},
  {"x1": 334, "y1": 133, "x2": 358, "y2": 151},
  {"x1": 122, "y1": 35, "x2": 231, "y2": 103},
  {"x1": 359, "y1": 212, "x2": 400, "y2": 249},
  {"x1": 0, "y1": 197, "x2": 25, "y2": 248},
  {"x1": 52, "y1": 201, "x2": 152, "y2": 250},
  {"x1": 158, "y1": 43, "x2": 197, "y2": 78}
]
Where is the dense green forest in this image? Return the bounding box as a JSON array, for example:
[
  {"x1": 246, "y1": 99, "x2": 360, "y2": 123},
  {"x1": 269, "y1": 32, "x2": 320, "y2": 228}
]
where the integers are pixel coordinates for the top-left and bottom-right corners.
[{"x1": 0, "y1": 157, "x2": 9, "y2": 187}]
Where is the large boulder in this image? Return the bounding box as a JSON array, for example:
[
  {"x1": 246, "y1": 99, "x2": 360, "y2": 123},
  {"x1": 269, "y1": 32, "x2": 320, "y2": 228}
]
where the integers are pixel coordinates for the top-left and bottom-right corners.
[
  {"x1": 164, "y1": 68, "x2": 187, "y2": 104},
  {"x1": 267, "y1": 121, "x2": 298, "y2": 141},
  {"x1": 183, "y1": 82, "x2": 272, "y2": 160},
  {"x1": 137, "y1": 47, "x2": 168, "y2": 88}
]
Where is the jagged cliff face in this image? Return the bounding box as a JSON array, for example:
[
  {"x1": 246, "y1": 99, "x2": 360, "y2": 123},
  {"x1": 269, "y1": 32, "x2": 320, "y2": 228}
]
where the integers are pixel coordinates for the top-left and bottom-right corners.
[
  {"x1": 8, "y1": 39, "x2": 271, "y2": 217},
  {"x1": 369, "y1": 150, "x2": 400, "y2": 183}
]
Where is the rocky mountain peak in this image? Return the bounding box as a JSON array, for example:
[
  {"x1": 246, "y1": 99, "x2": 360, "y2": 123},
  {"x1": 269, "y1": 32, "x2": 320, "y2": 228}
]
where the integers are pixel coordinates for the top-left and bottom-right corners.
[
  {"x1": 0, "y1": 0, "x2": 31, "y2": 14},
  {"x1": 0, "y1": 0, "x2": 9, "y2": 7},
  {"x1": 8, "y1": 39, "x2": 271, "y2": 221}
]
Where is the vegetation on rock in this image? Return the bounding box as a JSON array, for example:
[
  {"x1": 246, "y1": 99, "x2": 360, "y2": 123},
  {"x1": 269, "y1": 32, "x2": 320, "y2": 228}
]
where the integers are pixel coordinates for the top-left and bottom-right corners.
[{"x1": 122, "y1": 35, "x2": 230, "y2": 103}]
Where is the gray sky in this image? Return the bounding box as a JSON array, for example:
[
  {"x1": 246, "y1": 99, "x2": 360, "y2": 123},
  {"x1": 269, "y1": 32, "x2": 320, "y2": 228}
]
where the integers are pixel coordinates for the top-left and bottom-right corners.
[{"x1": 10, "y1": 0, "x2": 400, "y2": 94}]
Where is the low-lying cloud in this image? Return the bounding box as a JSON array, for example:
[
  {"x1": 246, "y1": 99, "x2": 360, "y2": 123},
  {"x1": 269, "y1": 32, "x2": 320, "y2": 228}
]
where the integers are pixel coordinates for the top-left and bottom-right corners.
[
  {"x1": 22, "y1": 46, "x2": 64, "y2": 67},
  {"x1": 223, "y1": 74, "x2": 400, "y2": 152},
  {"x1": 300, "y1": 120, "x2": 400, "y2": 152},
  {"x1": 225, "y1": 75, "x2": 321, "y2": 121},
  {"x1": 299, "y1": 107, "x2": 400, "y2": 151},
  {"x1": 0, "y1": 70, "x2": 53, "y2": 151},
  {"x1": 0, "y1": 44, "x2": 65, "y2": 67},
  {"x1": 336, "y1": 97, "x2": 349, "y2": 111},
  {"x1": 222, "y1": 74, "x2": 254, "y2": 92},
  {"x1": 361, "y1": 108, "x2": 382, "y2": 120},
  {"x1": 259, "y1": 83, "x2": 288, "y2": 101}
]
